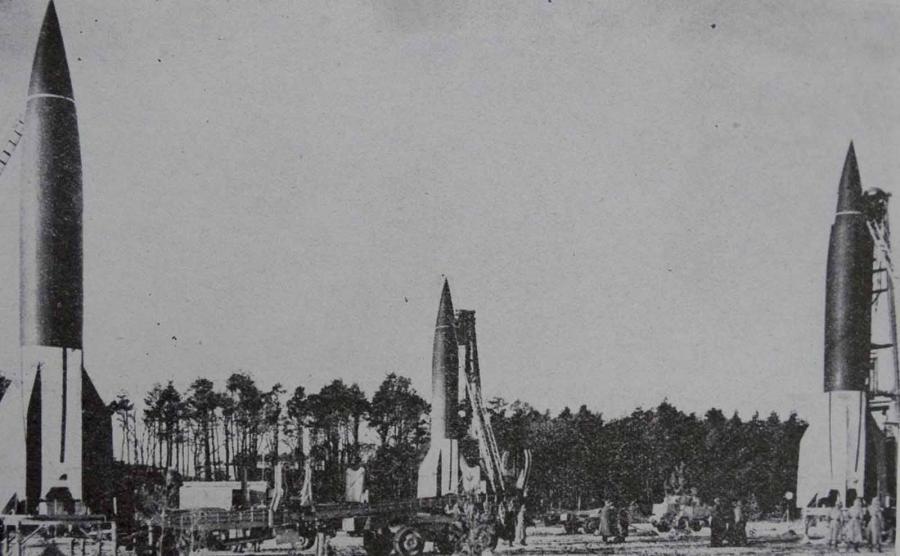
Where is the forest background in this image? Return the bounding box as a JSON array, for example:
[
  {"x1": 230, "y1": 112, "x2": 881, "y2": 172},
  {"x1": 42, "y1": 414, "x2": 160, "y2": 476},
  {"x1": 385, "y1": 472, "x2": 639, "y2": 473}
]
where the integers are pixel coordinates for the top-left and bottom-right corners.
[{"x1": 0, "y1": 371, "x2": 805, "y2": 517}]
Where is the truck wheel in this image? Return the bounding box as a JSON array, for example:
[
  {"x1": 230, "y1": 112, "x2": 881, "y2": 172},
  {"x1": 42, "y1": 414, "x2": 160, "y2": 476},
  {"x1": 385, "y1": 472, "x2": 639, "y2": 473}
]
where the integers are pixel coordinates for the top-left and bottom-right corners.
[
  {"x1": 393, "y1": 526, "x2": 425, "y2": 556},
  {"x1": 296, "y1": 531, "x2": 316, "y2": 551},
  {"x1": 584, "y1": 520, "x2": 598, "y2": 534}
]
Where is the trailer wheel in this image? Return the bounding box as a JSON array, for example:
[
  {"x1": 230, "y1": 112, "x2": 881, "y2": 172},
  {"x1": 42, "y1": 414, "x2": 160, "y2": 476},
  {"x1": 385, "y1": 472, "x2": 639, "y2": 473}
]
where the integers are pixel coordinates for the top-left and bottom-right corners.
[
  {"x1": 584, "y1": 519, "x2": 598, "y2": 534},
  {"x1": 296, "y1": 531, "x2": 316, "y2": 551},
  {"x1": 689, "y1": 519, "x2": 703, "y2": 532},
  {"x1": 393, "y1": 526, "x2": 425, "y2": 556}
]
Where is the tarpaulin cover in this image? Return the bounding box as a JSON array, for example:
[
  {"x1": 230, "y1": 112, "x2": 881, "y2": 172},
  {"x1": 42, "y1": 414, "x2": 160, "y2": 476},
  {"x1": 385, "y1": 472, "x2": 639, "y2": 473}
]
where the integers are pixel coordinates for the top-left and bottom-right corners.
[{"x1": 345, "y1": 466, "x2": 366, "y2": 502}]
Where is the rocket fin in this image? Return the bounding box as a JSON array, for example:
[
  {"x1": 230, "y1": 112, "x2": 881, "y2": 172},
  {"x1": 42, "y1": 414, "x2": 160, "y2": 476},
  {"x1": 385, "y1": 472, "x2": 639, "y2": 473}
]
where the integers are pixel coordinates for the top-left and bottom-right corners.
[
  {"x1": 866, "y1": 413, "x2": 888, "y2": 502},
  {"x1": 797, "y1": 402, "x2": 830, "y2": 507},
  {"x1": 417, "y1": 444, "x2": 441, "y2": 498},
  {"x1": 81, "y1": 368, "x2": 113, "y2": 513},
  {"x1": 0, "y1": 377, "x2": 29, "y2": 512}
]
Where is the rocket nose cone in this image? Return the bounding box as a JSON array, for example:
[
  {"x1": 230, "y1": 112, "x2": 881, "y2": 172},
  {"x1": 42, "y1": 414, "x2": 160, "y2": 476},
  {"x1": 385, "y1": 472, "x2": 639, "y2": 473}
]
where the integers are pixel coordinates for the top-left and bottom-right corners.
[
  {"x1": 836, "y1": 142, "x2": 863, "y2": 213},
  {"x1": 436, "y1": 279, "x2": 455, "y2": 328},
  {"x1": 28, "y1": 1, "x2": 74, "y2": 99}
]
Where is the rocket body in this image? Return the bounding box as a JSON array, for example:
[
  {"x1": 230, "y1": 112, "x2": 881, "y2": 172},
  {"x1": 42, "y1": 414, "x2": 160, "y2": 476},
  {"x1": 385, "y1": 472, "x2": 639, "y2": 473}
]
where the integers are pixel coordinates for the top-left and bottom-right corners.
[
  {"x1": 417, "y1": 280, "x2": 461, "y2": 498},
  {"x1": 430, "y1": 280, "x2": 459, "y2": 441},
  {"x1": 824, "y1": 144, "x2": 872, "y2": 392}
]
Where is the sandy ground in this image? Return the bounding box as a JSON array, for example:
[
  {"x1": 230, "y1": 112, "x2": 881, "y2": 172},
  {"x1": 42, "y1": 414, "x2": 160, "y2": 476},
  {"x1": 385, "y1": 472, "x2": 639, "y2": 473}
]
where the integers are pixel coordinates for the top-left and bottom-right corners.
[{"x1": 318, "y1": 522, "x2": 892, "y2": 556}]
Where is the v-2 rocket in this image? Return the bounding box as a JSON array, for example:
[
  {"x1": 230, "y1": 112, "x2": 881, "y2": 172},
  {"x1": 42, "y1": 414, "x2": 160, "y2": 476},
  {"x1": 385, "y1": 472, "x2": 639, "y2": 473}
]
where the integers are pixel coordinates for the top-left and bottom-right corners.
[
  {"x1": 796, "y1": 143, "x2": 877, "y2": 509},
  {"x1": 417, "y1": 280, "x2": 461, "y2": 498},
  {"x1": 0, "y1": 1, "x2": 112, "y2": 515}
]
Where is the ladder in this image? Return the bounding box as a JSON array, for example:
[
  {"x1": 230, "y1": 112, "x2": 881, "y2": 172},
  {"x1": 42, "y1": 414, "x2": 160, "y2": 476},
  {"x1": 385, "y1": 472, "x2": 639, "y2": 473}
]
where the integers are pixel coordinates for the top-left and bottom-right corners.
[
  {"x1": 865, "y1": 189, "x2": 900, "y2": 415},
  {"x1": 456, "y1": 310, "x2": 524, "y2": 494},
  {"x1": 0, "y1": 116, "x2": 24, "y2": 180}
]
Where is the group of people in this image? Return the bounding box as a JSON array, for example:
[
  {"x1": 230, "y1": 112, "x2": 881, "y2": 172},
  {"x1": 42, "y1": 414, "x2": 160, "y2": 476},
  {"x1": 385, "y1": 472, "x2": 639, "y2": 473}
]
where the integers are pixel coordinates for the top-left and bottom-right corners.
[
  {"x1": 827, "y1": 497, "x2": 885, "y2": 551},
  {"x1": 596, "y1": 500, "x2": 631, "y2": 543},
  {"x1": 447, "y1": 492, "x2": 530, "y2": 547},
  {"x1": 709, "y1": 498, "x2": 747, "y2": 547}
]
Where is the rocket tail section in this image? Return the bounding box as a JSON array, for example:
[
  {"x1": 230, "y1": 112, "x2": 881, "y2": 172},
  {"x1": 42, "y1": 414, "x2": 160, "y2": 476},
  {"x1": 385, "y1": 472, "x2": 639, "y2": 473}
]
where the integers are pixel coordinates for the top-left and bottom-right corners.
[
  {"x1": 417, "y1": 439, "x2": 459, "y2": 498},
  {"x1": 19, "y1": 346, "x2": 85, "y2": 508},
  {"x1": 796, "y1": 391, "x2": 867, "y2": 508}
]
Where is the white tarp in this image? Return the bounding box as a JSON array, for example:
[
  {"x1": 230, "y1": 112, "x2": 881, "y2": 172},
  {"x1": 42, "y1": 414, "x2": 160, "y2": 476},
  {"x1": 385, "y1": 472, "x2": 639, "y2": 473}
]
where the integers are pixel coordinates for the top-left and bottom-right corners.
[
  {"x1": 299, "y1": 427, "x2": 314, "y2": 506},
  {"x1": 459, "y1": 458, "x2": 483, "y2": 493},
  {"x1": 299, "y1": 459, "x2": 314, "y2": 506},
  {"x1": 179, "y1": 481, "x2": 268, "y2": 510},
  {"x1": 345, "y1": 466, "x2": 366, "y2": 502}
]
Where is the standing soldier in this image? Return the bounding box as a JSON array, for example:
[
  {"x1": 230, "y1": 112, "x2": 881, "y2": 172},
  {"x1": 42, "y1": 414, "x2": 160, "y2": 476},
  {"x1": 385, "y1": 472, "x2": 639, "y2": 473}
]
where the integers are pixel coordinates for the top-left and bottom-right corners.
[
  {"x1": 607, "y1": 501, "x2": 621, "y2": 542},
  {"x1": 828, "y1": 501, "x2": 844, "y2": 549},
  {"x1": 867, "y1": 498, "x2": 884, "y2": 551},
  {"x1": 710, "y1": 498, "x2": 726, "y2": 547},
  {"x1": 598, "y1": 500, "x2": 614, "y2": 543},
  {"x1": 845, "y1": 498, "x2": 865, "y2": 551},
  {"x1": 501, "y1": 497, "x2": 516, "y2": 547},
  {"x1": 616, "y1": 503, "x2": 630, "y2": 543},
  {"x1": 783, "y1": 492, "x2": 794, "y2": 522},
  {"x1": 515, "y1": 497, "x2": 528, "y2": 546},
  {"x1": 730, "y1": 499, "x2": 747, "y2": 546}
]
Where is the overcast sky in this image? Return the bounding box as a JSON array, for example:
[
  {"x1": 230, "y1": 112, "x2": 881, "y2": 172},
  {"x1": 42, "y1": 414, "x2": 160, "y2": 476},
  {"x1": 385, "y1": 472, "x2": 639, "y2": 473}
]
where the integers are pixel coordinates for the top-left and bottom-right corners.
[{"x1": 0, "y1": 1, "x2": 897, "y2": 421}]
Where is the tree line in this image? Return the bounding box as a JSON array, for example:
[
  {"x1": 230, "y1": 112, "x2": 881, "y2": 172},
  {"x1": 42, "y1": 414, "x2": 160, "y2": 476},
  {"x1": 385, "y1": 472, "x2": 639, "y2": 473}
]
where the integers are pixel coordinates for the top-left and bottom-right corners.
[
  {"x1": 0, "y1": 370, "x2": 806, "y2": 516},
  {"x1": 487, "y1": 398, "x2": 806, "y2": 517},
  {"x1": 107, "y1": 372, "x2": 431, "y2": 504}
]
